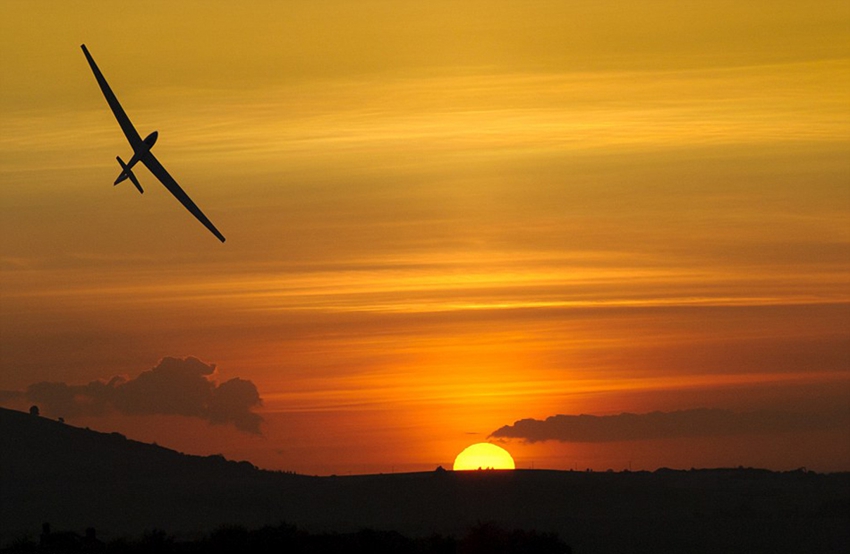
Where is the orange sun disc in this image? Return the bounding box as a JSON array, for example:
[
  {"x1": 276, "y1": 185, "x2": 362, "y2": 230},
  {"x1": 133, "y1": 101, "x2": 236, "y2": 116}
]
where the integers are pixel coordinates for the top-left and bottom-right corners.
[{"x1": 453, "y1": 442, "x2": 516, "y2": 470}]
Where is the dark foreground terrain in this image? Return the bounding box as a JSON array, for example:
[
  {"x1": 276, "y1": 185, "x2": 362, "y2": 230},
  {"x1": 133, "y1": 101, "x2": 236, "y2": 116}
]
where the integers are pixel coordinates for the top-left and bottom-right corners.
[
  {"x1": 2, "y1": 407, "x2": 848, "y2": 553},
  {"x1": 3, "y1": 522, "x2": 570, "y2": 554}
]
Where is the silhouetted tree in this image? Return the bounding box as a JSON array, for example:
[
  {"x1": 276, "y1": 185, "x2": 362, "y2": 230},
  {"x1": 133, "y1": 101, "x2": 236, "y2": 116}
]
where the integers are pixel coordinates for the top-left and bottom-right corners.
[
  {"x1": 459, "y1": 523, "x2": 510, "y2": 554},
  {"x1": 81, "y1": 528, "x2": 104, "y2": 552},
  {"x1": 28, "y1": 406, "x2": 39, "y2": 416},
  {"x1": 37, "y1": 522, "x2": 86, "y2": 553},
  {"x1": 208, "y1": 525, "x2": 249, "y2": 553},
  {"x1": 138, "y1": 529, "x2": 174, "y2": 554},
  {"x1": 247, "y1": 522, "x2": 300, "y2": 554}
]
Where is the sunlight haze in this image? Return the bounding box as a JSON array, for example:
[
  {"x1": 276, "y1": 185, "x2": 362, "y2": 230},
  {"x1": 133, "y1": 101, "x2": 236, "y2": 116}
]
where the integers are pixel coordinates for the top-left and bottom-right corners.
[{"x1": 1, "y1": 1, "x2": 848, "y2": 475}]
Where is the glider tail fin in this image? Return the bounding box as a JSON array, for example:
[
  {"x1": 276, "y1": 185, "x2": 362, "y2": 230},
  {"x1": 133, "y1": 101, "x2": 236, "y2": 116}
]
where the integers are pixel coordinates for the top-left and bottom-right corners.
[{"x1": 115, "y1": 156, "x2": 143, "y2": 194}]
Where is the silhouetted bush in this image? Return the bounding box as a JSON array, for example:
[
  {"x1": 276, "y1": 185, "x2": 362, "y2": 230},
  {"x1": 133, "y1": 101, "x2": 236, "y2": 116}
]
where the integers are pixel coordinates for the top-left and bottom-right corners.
[
  {"x1": 3, "y1": 535, "x2": 36, "y2": 553},
  {"x1": 459, "y1": 523, "x2": 571, "y2": 554},
  {"x1": 207, "y1": 525, "x2": 248, "y2": 553},
  {"x1": 245, "y1": 523, "x2": 300, "y2": 554},
  {"x1": 137, "y1": 530, "x2": 174, "y2": 554}
]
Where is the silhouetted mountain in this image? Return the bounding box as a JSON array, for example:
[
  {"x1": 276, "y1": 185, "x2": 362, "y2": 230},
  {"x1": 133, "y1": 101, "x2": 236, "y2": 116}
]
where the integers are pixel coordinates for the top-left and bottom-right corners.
[{"x1": 2, "y1": 407, "x2": 848, "y2": 553}]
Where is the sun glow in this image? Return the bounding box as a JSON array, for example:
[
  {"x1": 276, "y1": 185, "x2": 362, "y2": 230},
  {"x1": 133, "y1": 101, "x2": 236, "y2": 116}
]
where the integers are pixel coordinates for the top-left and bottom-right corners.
[{"x1": 453, "y1": 443, "x2": 516, "y2": 471}]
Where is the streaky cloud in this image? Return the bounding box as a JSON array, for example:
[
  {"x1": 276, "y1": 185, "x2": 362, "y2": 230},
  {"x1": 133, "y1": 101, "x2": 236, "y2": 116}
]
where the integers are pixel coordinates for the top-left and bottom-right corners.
[
  {"x1": 24, "y1": 357, "x2": 262, "y2": 434},
  {"x1": 490, "y1": 408, "x2": 844, "y2": 443}
]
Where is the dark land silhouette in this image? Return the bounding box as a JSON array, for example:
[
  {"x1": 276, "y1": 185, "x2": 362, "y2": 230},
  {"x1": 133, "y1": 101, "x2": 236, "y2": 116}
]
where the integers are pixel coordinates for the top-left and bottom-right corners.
[{"x1": 2, "y1": 407, "x2": 848, "y2": 553}]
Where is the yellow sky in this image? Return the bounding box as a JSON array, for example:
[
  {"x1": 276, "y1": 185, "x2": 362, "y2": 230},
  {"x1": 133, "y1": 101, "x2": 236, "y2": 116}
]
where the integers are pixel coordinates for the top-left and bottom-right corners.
[{"x1": 1, "y1": 1, "x2": 849, "y2": 473}]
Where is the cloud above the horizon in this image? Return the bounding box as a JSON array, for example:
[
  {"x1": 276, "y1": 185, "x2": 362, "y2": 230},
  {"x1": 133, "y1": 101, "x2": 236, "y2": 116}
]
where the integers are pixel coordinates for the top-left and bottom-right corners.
[
  {"x1": 490, "y1": 408, "x2": 843, "y2": 443},
  {"x1": 24, "y1": 357, "x2": 263, "y2": 434}
]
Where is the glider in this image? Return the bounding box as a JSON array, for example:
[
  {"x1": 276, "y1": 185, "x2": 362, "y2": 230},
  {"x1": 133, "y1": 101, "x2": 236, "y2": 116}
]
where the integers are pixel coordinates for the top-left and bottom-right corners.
[{"x1": 81, "y1": 44, "x2": 225, "y2": 242}]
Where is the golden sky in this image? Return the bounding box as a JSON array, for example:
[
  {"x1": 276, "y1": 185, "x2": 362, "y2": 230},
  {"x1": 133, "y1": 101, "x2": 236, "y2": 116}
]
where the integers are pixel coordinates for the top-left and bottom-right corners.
[{"x1": 1, "y1": 1, "x2": 849, "y2": 474}]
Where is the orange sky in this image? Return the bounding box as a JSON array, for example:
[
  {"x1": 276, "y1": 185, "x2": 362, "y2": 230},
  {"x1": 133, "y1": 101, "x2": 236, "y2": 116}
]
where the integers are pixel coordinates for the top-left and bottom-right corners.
[{"x1": 1, "y1": 1, "x2": 848, "y2": 474}]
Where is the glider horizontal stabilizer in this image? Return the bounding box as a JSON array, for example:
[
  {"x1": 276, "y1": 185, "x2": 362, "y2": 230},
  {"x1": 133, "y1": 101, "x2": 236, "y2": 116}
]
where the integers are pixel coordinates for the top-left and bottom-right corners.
[{"x1": 115, "y1": 156, "x2": 144, "y2": 194}]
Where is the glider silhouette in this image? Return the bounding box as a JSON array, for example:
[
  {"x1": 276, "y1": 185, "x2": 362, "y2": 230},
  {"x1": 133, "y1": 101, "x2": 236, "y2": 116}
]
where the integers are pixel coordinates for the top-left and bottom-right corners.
[{"x1": 81, "y1": 44, "x2": 225, "y2": 242}]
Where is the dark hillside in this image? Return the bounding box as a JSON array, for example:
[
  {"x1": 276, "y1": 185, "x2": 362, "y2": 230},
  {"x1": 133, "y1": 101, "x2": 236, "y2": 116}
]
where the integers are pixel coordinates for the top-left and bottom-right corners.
[
  {"x1": 1, "y1": 407, "x2": 310, "y2": 537},
  {"x1": 2, "y1": 407, "x2": 848, "y2": 553}
]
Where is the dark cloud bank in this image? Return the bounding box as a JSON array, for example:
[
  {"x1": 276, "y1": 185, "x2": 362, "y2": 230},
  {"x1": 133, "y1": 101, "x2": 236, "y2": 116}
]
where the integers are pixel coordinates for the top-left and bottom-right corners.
[
  {"x1": 22, "y1": 357, "x2": 262, "y2": 434},
  {"x1": 490, "y1": 408, "x2": 843, "y2": 443}
]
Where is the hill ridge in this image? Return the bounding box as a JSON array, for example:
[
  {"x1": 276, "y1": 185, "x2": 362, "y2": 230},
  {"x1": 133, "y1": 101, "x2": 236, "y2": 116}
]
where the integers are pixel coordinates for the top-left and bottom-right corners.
[{"x1": 2, "y1": 406, "x2": 848, "y2": 553}]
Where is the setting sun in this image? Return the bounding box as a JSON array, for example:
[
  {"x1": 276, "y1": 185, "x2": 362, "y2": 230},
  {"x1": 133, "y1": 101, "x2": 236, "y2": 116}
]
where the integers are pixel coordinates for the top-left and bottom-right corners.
[{"x1": 453, "y1": 443, "x2": 516, "y2": 471}]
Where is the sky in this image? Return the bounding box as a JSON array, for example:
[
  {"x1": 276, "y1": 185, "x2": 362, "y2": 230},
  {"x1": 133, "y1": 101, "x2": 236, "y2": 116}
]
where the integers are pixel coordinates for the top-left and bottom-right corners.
[{"x1": 1, "y1": 1, "x2": 848, "y2": 475}]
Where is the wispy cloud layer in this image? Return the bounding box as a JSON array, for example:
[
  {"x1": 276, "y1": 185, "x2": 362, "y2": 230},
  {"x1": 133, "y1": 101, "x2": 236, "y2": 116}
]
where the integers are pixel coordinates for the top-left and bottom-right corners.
[{"x1": 23, "y1": 357, "x2": 263, "y2": 433}]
